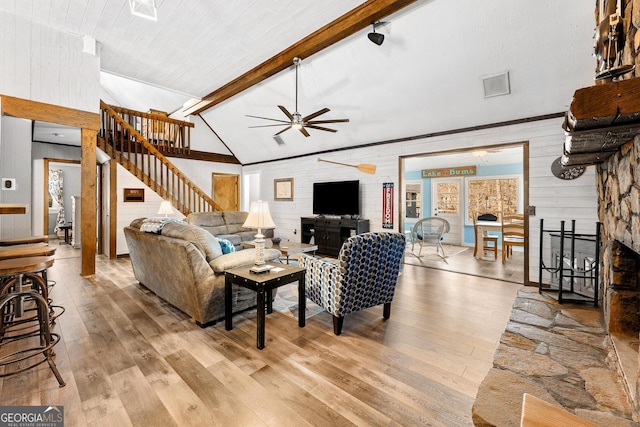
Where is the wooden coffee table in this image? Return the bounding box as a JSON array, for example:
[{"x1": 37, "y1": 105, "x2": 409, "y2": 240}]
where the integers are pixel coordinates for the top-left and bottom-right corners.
[
  {"x1": 224, "y1": 263, "x2": 306, "y2": 349},
  {"x1": 240, "y1": 241, "x2": 318, "y2": 264}
]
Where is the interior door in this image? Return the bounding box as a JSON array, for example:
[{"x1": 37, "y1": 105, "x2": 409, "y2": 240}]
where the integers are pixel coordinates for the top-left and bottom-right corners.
[
  {"x1": 212, "y1": 173, "x2": 240, "y2": 211},
  {"x1": 432, "y1": 178, "x2": 462, "y2": 245}
]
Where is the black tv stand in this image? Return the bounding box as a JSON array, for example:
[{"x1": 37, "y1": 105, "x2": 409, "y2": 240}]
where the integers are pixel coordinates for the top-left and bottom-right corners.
[{"x1": 301, "y1": 216, "x2": 369, "y2": 257}]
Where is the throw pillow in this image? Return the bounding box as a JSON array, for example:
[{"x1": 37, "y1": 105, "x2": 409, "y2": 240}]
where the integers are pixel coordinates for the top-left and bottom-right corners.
[{"x1": 219, "y1": 238, "x2": 236, "y2": 254}]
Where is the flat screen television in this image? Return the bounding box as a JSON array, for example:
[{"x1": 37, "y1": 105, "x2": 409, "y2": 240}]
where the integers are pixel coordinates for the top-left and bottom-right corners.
[{"x1": 313, "y1": 180, "x2": 360, "y2": 216}]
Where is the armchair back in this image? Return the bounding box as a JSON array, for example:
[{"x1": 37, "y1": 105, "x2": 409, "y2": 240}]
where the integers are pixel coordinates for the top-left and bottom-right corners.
[{"x1": 301, "y1": 232, "x2": 406, "y2": 334}]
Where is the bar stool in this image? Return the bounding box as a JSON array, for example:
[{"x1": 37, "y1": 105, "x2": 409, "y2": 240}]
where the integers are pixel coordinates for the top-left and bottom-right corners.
[
  {"x1": 0, "y1": 256, "x2": 63, "y2": 325},
  {"x1": 0, "y1": 290, "x2": 65, "y2": 387}
]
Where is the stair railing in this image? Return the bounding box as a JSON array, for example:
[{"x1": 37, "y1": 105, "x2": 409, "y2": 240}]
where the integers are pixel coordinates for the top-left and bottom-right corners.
[{"x1": 99, "y1": 100, "x2": 222, "y2": 215}]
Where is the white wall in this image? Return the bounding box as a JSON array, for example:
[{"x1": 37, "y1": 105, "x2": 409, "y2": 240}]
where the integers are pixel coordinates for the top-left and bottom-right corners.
[
  {"x1": 0, "y1": 10, "x2": 101, "y2": 112},
  {"x1": 170, "y1": 157, "x2": 242, "y2": 199},
  {"x1": 242, "y1": 117, "x2": 599, "y2": 283},
  {"x1": 116, "y1": 163, "x2": 186, "y2": 255},
  {"x1": 0, "y1": 117, "x2": 32, "y2": 238}
]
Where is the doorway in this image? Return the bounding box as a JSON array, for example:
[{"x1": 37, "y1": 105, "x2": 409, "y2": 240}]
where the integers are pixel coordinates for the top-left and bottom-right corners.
[
  {"x1": 43, "y1": 158, "x2": 81, "y2": 239},
  {"x1": 212, "y1": 173, "x2": 240, "y2": 211},
  {"x1": 400, "y1": 143, "x2": 528, "y2": 284},
  {"x1": 432, "y1": 178, "x2": 462, "y2": 245}
]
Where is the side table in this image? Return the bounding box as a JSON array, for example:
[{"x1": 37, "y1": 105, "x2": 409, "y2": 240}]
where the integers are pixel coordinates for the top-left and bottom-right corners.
[{"x1": 225, "y1": 263, "x2": 306, "y2": 349}]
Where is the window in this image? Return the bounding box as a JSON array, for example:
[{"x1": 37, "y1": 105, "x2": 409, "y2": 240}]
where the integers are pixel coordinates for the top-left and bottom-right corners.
[
  {"x1": 405, "y1": 182, "x2": 421, "y2": 219},
  {"x1": 467, "y1": 176, "x2": 519, "y2": 223}
]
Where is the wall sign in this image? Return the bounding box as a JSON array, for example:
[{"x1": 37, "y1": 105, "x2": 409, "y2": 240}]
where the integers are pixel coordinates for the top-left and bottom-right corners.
[
  {"x1": 382, "y1": 182, "x2": 394, "y2": 229},
  {"x1": 123, "y1": 188, "x2": 145, "y2": 202},
  {"x1": 422, "y1": 166, "x2": 476, "y2": 178}
]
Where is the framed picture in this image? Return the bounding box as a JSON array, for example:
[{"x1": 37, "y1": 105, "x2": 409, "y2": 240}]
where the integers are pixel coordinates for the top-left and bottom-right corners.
[{"x1": 274, "y1": 178, "x2": 294, "y2": 201}]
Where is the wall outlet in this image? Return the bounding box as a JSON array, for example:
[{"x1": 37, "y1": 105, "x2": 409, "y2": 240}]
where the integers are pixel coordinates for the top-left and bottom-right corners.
[
  {"x1": 527, "y1": 205, "x2": 536, "y2": 216},
  {"x1": 1, "y1": 178, "x2": 16, "y2": 190}
]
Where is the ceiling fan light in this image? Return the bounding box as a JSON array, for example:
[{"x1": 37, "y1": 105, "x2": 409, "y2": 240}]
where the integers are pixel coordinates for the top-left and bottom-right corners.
[{"x1": 292, "y1": 123, "x2": 303, "y2": 130}]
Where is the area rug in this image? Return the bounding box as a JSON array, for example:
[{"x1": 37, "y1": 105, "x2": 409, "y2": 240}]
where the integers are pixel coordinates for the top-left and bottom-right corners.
[
  {"x1": 404, "y1": 244, "x2": 470, "y2": 263},
  {"x1": 272, "y1": 282, "x2": 325, "y2": 319}
]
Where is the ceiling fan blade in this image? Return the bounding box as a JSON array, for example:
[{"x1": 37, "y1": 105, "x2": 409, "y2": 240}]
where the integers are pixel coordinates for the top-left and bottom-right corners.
[
  {"x1": 302, "y1": 108, "x2": 330, "y2": 122},
  {"x1": 248, "y1": 124, "x2": 292, "y2": 128},
  {"x1": 278, "y1": 106, "x2": 294, "y2": 121},
  {"x1": 246, "y1": 115, "x2": 291, "y2": 124},
  {"x1": 307, "y1": 118, "x2": 350, "y2": 124},
  {"x1": 300, "y1": 127, "x2": 310, "y2": 137},
  {"x1": 305, "y1": 124, "x2": 337, "y2": 133},
  {"x1": 274, "y1": 126, "x2": 292, "y2": 136}
]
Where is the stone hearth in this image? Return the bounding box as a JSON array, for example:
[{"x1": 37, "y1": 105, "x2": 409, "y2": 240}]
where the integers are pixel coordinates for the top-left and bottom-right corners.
[{"x1": 472, "y1": 288, "x2": 635, "y2": 426}]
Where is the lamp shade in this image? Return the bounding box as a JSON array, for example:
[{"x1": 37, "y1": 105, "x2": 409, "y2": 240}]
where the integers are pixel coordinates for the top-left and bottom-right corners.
[
  {"x1": 243, "y1": 201, "x2": 276, "y2": 229},
  {"x1": 157, "y1": 200, "x2": 174, "y2": 216}
]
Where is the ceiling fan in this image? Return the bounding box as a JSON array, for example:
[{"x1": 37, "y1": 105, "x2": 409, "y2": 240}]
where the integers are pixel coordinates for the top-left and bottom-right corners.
[{"x1": 246, "y1": 57, "x2": 349, "y2": 137}]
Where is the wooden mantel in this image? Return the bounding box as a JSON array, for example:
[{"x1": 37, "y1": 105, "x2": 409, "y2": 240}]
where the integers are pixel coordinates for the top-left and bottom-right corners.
[{"x1": 563, "y1": 78, "x2": 640, "y2": 166}]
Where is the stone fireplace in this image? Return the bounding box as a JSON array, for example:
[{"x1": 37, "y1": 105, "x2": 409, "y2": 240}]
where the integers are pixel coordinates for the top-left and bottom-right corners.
[
  {"x1": 597, "y1": 137, "x2": 640, "y2": 334},
  {"x1": 596, "y1": 136, "x2": 640, "y2": 412}
]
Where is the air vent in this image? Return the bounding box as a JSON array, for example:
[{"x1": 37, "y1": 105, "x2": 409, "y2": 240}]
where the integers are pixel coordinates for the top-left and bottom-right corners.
[
  {"x1": 482, "y1": 72, "x2": 510, "y2": 98},
  {"x1": 273, "y1": 135, "x2": 285, "y2": 145}
]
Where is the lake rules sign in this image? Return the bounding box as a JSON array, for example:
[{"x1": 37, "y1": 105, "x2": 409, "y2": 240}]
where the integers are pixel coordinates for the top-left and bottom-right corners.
[{"x1": 382, "y1": 183, "x2": 394, "y2": 229}]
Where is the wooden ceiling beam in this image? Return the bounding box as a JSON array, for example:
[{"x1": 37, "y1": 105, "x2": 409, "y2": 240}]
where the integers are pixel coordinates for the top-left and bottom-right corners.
[{"x1": 184, "y1": 0, "x2": 417, "y2": 116}]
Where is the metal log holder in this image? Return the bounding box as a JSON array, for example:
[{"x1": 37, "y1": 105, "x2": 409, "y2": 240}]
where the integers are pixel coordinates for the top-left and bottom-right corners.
[{"x1": 538, "y1": 219, "x2": 602, "y2": 306}]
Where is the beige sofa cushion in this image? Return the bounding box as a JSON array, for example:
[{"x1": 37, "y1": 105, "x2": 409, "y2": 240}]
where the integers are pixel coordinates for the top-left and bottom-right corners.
[
  {"x1": 224, "y1": 211, "x2": 249, "y2": 234},
  {"x1": 209, "y1": 248, "x2": 281, "y2": 274},
  {"x1": 161, "y1": 222, "x2": 222, "y2": 261},
  {"x1": 187, "y1": 211, "x2": 228, "y2": 236}
]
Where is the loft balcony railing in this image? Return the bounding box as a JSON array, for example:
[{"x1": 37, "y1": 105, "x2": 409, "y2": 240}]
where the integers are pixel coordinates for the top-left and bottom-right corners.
[{"x1": 108, "y1": 105, "x2": 194, "y2": 154}]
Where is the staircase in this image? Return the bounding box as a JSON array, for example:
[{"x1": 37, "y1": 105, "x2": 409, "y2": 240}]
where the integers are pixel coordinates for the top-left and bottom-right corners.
[{"x1": 98, "y1": 101, "x2": 223, "y2": 215}]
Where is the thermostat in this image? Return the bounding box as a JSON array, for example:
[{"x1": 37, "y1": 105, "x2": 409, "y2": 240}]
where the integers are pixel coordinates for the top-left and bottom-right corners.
[{"x1": 1, "y1": 178, "x2": 16, "y2": 190}]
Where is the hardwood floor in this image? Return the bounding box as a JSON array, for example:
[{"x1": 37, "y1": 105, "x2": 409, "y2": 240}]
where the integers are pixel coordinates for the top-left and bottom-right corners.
[
  {"x1": 404, "y1": 245, "x2": 525, "y2": 284},
  {"x1": 1, "y1": 244, "x2": 522, "y2": 426}
]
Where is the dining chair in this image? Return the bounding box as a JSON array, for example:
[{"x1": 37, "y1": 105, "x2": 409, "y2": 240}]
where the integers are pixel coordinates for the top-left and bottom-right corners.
[
  {"x1": 502, "y1": 222, "x2": 525, "y2": 263},
  {"x1": 473, "y1": 214, "x2": 498, "y2": 259},
  {"x1": 502, "y1": 213, "x2": 524, "y2": 225}
]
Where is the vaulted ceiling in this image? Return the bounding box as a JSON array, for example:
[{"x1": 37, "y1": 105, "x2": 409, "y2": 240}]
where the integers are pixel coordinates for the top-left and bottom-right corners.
[{"x1": 1, "y1": 0, "x2": 595, "y2": 165}]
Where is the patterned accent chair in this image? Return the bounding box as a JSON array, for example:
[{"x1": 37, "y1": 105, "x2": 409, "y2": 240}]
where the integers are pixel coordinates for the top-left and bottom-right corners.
[{"x1": 299, "y1": 232, "x2": 406, "y2": 335}]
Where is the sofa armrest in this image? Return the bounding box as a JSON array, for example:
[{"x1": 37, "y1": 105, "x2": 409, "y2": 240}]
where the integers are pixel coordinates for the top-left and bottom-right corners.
[{"x1": 209, "y1": 248, "x2": 281, "y2": 273}]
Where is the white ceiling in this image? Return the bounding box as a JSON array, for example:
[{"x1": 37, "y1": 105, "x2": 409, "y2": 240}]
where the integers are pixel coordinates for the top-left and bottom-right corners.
[{"x1": 2, "y1": 0, "x2": 596, "y2": 165}]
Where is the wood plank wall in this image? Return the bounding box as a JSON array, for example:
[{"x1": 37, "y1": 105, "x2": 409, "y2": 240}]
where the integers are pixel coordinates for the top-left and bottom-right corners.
[
  {"x1": 0, "y1": 116, "x2": 33, "y2": 239},
  {"x1": 242, "y1": 117, "x2": 599, "y2": 284},
  {"x1": 0, "y1": 10, "x2": 100, "y2": 112}
]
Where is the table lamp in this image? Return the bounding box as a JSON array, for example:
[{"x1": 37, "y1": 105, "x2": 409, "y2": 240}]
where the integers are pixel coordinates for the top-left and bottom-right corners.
[
  {"x1": 157, "y1": 200, "x2": 174, "y2": 217},
  {"x1": 242, "y1": 200, "x2": 276, "y2": 267}
]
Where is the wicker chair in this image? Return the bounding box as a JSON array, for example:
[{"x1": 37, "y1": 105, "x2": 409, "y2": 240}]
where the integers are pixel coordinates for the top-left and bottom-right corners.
[
  {"x1": 299, "y1": 232, "x2": 406, "y2": 335},
  {"x1": 410, "y1": 217, "x2": 450, "y2": 259}
]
